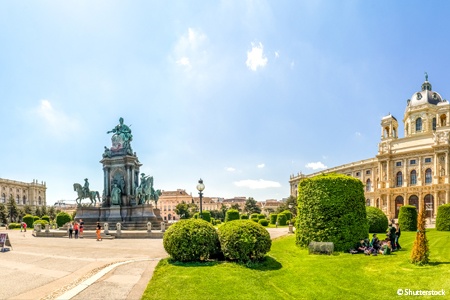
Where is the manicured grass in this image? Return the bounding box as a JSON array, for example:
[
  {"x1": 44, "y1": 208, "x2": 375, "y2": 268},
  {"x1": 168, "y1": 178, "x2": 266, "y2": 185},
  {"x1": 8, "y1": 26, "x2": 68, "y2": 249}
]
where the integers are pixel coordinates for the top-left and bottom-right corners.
[{"x1": 143, "y1": 230, "x2": 450, "y2": 299}]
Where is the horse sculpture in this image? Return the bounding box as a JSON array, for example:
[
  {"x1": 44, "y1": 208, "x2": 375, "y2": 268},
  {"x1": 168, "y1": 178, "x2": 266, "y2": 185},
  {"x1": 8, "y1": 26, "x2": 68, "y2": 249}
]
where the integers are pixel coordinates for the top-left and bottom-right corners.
[
  {"x1": 135, "y1": 175, "x2": 161, "y2": 206},
  {"x1": 73, "y1": 183, "x2": 101, "y2": 206}
]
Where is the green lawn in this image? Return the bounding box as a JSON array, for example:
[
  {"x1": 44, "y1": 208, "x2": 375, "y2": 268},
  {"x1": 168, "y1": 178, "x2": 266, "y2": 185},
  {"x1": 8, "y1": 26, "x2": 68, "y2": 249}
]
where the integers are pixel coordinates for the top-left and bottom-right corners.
[{"x1": 143, "y1": 230, "x2": 450, "y2": 299}]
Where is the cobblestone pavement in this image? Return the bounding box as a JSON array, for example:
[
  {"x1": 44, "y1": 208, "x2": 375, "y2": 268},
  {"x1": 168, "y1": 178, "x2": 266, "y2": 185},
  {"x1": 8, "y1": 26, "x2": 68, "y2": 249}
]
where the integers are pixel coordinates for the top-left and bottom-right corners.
[{"x1": 0, "y1": 227, "x2": 290, "y2": 300}]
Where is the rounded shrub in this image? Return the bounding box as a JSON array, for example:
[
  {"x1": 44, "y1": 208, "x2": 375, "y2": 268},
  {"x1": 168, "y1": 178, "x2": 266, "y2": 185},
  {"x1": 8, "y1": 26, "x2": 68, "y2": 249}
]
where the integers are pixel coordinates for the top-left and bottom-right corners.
[
  {"x1": 163, "y1": 219, "x2": 220, "y2": 262},
  {"x1": 257, "y1": 214, "x2": 266, "y2": 220},
  {"x1": 218, "y1": 220, "x2": 271, "y2": 262},
  {"x1": 240, "y1": 214, "x2": 249, "y2": 220},
  {"x1": 22, "y1": 214, "x2": 35, "y2": 228},
  {"x1": 277, "y1": 213, "x2": 287, "y2": 226},
  {"x1": 436, "y1": 203, "x2": 450, "y2": 231},
  {"x1": 225, "y1": 209, "x2": 240, "y2": 222},
  {"x1": 281, "y1": 210, "x2": 292, "y2": 220},
  {"x1": 269, "y1": 214, "x2": 278, "y2": 225},
  {"x1": 250, "y1": 213, "x2": 259, "y2": 219},
  {"x1": 41, "y1": 215, "x2": 50, "y2": 223},
  {"x1": 366, "y1": 206, "x2": 388, "y2": 233},
  {"x1": 8, "y1": 223, "x2": 21, "y2": 229},
  {"x1": 258, "y1": 219, "x2": 269, "y2": 226},
  {"x1": 200, "y1": 210, "x2": 211, "y2": 223},
  {"x1": 33, "y1": 220, "x2": 49, "y2": 228},
  {"x1": 398, "y1": 205, "x2": 417, "y2": 231},
  {"x1": 55, "y1": 212, "x2": 72, "y2": 228},
  {"x1": 296, "y1": 173, "x2": 369, "y2": 252}
]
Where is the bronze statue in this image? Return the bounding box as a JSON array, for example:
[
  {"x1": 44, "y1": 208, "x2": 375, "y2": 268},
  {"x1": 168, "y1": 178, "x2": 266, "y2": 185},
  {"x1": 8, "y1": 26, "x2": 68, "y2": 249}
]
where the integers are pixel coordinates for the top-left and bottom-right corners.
[
  {"x1": 74, "y1": 183, "x2": 100, "y2": 206},
  {"x1": 111, "y1": 183, "x2": 122, "y2": 205},
  {"x1": 107, "y1": 117, "x2": 133, "y2": 153}
]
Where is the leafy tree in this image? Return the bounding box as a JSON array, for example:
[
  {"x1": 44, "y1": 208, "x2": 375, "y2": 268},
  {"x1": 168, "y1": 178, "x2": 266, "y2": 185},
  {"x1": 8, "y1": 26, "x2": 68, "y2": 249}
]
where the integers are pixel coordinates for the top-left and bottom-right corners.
[
  {"x1": 220, "y1": 204, "x2": 228, "y2": 218},
  {"x1": 17, "y1": 208, "x2": 25, "y2": 221},
  {"x1": 48, "y1": 206, "x2": 56, "y2": 220},
  {"x1": 35, "y1": 206, "x2": 42, "y2": 218},
  {"x1": 189, "y1": 203, "x2": 199, "y2": 216},
  {"x1": 0, "y1": 203, "x2": 8, "y2": 224},
  {"x1": 245, "y1": 197, "x2": 261, "y2": 214},
  {"x1": 41, "y1": 205, "x2": 48, "y2": 216},
  {"x1": 23, "y1": 205, "x2": 33, "y2": 215},
  {"x1": 210, "y1": 209, "x2": 224, "y2": 221},
  {"x1": 230, "y1": 203, "x2": 241, "y2": 212},
  {"x1": 174, "y1": 202, "x2": 191, "y2": 219},
  {"x1": 6, "y1": 195, "x2": 19, "y2": 222}
]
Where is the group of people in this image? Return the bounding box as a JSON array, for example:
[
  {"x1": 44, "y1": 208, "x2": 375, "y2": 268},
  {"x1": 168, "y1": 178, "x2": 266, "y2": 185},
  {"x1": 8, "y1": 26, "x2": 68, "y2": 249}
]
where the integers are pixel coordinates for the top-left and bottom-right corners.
[
  {"x1": 68, "y1": 219, "x2": 84, "y2": 239},
  {"x1": 67, "y1": 219, "x2": 103, "y2": 241},
  {"x1": 351, "y1": 221, "x2": 401, "y2": 256}
]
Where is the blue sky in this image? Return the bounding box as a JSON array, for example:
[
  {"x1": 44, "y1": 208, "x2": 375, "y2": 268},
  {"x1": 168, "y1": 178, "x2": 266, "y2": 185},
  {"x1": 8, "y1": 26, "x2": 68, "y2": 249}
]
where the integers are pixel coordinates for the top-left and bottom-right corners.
[{"x1": 2, "y1": 1, "x2": 450, "y2": 204}]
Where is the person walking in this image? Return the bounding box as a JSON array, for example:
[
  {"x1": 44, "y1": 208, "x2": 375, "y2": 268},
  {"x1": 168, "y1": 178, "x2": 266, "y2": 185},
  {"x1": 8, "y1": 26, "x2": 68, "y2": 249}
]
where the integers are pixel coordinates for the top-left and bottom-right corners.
[
  {"x1": 74, "y1": 222, "x2": 79, "y2": 239},
  {"x1": 96, "y1": 222, "x2": 102, "y2": 241},
  {"x1": 388, "y1": 223, "x2": 397, "y2": 251},
  {"x1": 79, "y1": 219, "x2": 84, "y2": 238},
  {"x1": 395, "y1": 222, "x2": 402, "y2": 250},
  {"x1": 68, "y1": 222, "x2": 74, "y2": 239}
]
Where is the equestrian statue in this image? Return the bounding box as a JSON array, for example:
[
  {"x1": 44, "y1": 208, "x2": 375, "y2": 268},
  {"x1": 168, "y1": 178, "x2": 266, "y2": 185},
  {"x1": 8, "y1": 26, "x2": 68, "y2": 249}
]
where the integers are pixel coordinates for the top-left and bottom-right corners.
[{"x1": 73, "y1": 179, "x2": 101, "y2": 206}]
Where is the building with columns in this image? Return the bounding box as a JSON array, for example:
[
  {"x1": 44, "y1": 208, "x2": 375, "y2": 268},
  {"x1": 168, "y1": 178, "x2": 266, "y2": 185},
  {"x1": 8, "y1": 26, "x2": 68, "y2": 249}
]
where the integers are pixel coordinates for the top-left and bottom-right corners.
[
  {"x1": 0, "y1": 178, "x2": 47, "y2": 207},
  {"x1": 290, "y1": 76, "x2": 450, "y2": 220}
]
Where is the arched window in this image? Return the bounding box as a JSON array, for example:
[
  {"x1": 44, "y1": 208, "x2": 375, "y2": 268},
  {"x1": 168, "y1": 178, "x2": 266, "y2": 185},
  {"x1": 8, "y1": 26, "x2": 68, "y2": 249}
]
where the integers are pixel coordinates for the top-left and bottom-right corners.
[
  {"x1": 393, "y1": 128, "x2": 397, "y2": 138},
  {"x1": 376, "y1": 198, "x2": 380, "y2": 208},
  {"x1": 366, "y1": 199, "x2": 371, "y2": 206},
  {"x1": 366, "y1": 179, "x2": 372, "y2": 192},
  {"x1": 384, "y1": 127, "x2": 390, "y2": 138},
  {"x1": 416, "y1": 118, "x2": 422, "y2": 132},
  {"x1": 425, "y1": 168, "x2": 432, "y2": 184},
  {"x1": 433, "y1": 117, "x2": 436, "y2": 131},
  {"x1": 38, "y1": 196, "x2": 42, "y2": 205},
  {"x1": 1, "y1": 193, "x2": 5, "y2": 203},
  {"x1": 409, "y1": 195, "x2": 419, "y2": 209},
  {"x1": 440, "y1": 114, "x2": 447, "y2": 126},
  {"x1": 394, "y1": 196, "x2": 404, "y2": 218},
  {"x1": 22, "y1": 196, "x2": 26, "y2": 205},
  {"x1": 16, "y1": 195, "x2": 20, "y2": 204},
  {"x1": 396, "y1": 172, "x2": 403, "y2": 187},
  {"x1": 410, "y1": 170, "x2": 417, "y2": 185}
]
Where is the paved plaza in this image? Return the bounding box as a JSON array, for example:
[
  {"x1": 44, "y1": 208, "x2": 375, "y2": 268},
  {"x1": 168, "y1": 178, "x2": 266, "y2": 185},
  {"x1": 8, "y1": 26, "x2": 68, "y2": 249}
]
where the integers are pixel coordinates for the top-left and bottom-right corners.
[{"x1": 0, "y1": 227, "x2": 289, "y2": 300}]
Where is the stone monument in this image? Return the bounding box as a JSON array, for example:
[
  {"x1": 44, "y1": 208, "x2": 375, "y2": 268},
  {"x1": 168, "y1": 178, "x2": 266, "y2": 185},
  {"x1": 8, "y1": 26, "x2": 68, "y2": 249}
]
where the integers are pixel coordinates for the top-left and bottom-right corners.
[{"x1": 74, "y1": 117, "x2": 163, "y2": 230}]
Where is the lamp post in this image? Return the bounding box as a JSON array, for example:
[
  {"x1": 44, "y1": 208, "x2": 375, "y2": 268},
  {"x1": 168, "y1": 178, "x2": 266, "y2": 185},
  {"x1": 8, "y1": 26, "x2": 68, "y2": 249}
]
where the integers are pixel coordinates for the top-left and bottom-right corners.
[{"x1": 196, "y1": 179, "x2": 205, "y2": 219}]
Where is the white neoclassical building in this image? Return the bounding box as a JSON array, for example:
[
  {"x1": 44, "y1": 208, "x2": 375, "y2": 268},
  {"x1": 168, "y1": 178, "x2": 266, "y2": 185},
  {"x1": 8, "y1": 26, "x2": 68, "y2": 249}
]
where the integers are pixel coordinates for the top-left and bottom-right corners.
[
  {"x1": 0, "y1": 178, "x2": 47, "y2": 207},
  {"x1": 290, "y1": 75, "x2": 450, "y2": 220}
]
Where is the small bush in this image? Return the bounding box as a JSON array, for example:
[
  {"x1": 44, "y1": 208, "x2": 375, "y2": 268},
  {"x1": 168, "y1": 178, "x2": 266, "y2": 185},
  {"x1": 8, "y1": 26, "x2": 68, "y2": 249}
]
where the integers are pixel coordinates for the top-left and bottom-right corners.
[
  {"x1": 250, "y1": 213, "x2": 259, "y2": 219},
  {"x1": 33, "y1": 220, "x2": 49, "y2": 227},
  {"x1": 56, "y1": 212, "x2": 72, "y2": 228},
  {"x1": 225, "y1": 209, "x2": 240, "y2": 222},
  {"x1": 8, "y1": 222, "x2": 21, "y2": 229},
  {"x1": 258, "y1": 219, "x2": 269, "y2": 226},
  {"x1": 269, "y1": 214, "x2": 278, "y2": 224},
  {"x1": 240, "y1": 214, "x2": 249, "y2": 220},
  {"x1": 257, "y1": 214, "x2": 266, "y2": 220},
  {"x1": 366, "y1": 206, "x2": 388, "y2": 233},
  {"x1": 277, "y1": 213, "x2": 287, "y2": 226},
  {"x1": 163, "y1": 219, "x2": 220, "y2": 262},
  {"x1": 436, "y1": 203, "x2": 450, "y2": 231},
  {"x1": 398, "y1": 205, "x2": 417, "y2": 231},
  {"x1": 22, "y1": 214, "x2": 35, "y2": 228},
  {"x1": 281, "y1": 210, "x2": 292, "y2": 220},
  {"x1": 200, "y1": 210, "x2": 211, "y2": 223},
  {"x1": 41, "y1": 215, "x2": 51, "y2": 223},
  {"x1": 251, "y1": 218, "x2": 259, "y2": 223},
  {"x1": 218, "y1": 220, "x2": 271, "y2": 262},
  {"x1": 33, "y1": 216, "x2": 40, "y2": 223}
]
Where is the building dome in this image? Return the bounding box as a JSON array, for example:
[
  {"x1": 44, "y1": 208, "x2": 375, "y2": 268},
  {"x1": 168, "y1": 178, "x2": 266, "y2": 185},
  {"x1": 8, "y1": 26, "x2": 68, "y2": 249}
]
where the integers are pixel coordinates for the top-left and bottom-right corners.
[{"x1": 408, "y1": 74, "x2": 443, "y2": 107}]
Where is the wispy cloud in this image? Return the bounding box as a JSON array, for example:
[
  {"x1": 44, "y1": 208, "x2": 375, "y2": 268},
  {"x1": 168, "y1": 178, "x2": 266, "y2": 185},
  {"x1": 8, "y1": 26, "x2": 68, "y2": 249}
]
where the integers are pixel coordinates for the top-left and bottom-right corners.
[
  {"x1": 257, "y1": 163, "x2": 265, "y2": 168},
  {"x1": 305, "y1": 162, "x2": 327, "y2": 170},
  {"x1": 234, "y1": 179, "x2": 281, "y2": 189},
  {"x1": 246, "y1": 42, "x2": 267, "y2": 71},
  {"x1": 172, "y1": 28, "x2": 207, "y2": 71},
  {"x1": 226, "y1": 167, "x2": 236, "y2": 172}
]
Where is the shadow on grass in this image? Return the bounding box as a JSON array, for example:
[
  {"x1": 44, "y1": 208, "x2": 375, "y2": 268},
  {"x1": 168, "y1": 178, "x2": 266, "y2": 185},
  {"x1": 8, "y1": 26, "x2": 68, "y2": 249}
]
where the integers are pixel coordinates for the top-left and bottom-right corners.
[
  {"x1": 243, "y1": 256, "x2": 282, "y2": 271},
  {"x1": 428, "y1": 261, "x2": 450, "y2": 266}
]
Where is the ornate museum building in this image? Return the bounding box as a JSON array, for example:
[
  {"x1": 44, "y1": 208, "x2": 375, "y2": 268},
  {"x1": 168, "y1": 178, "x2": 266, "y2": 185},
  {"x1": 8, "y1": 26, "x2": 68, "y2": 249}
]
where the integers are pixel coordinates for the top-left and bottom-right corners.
[
  {"x1": 0, "y1": 178, "x2": 47, "y2": 207},
  {"x1": 290, "y1": 75, "x2": 450, "y2": 220}
]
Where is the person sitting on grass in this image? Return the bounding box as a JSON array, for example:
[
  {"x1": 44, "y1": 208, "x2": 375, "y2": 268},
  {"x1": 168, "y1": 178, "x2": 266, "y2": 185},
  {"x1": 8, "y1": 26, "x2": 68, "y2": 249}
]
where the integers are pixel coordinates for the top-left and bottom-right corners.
[
  {"x1": 357, "y1": 239, "x2": 369, "y2": 254},
  {"x1": 379, "y1": 238, "x2": 392, "y2": 255},
  {"x1": 370, "y1": 234, "x2": 381, "y2": 251}
]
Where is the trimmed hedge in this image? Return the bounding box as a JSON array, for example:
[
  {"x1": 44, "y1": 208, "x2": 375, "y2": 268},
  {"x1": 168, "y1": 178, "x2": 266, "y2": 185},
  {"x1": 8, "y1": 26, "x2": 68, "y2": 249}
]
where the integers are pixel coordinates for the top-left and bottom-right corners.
[
  {"x1": 8, "y1": 223, "x2": 21, "y2": 229},
  {"x1": 281, "y1": 210, "x2": 292, "y2": 220},
  {"x1": 240, "y1": 214, "x2": 249, "y2": 220},
  {"x1": 436, "y1": 204, "x2": 450, "y2": 231},
  {"x1": 218, "y1": 220, "x2": 271, "y2": 262},
  {"x1": 398, "y1": 205, "x2": 417, "y2": 231},
  {"x1": 366, "y1": 206, "x2": 388, "y2": 233},
  {"x1": 258, "y1": 219, "x2": 269, "y2": 226},
  {"x1": 33, "y1": 220, "x2": 49, "y2": 227},
  {"x1": 22, "y1": 214, "x2": 35, "y2": 228},
  {"x1": 257, "y1": 214, "x2": 266, "y2": 220},
  {"x1": 41, "y1": 215, "x2": 51, "y2": 223},
  {"x1": 296, "y1": 173, "x2": 369, "y2": 252},
  {"x1": 225, "y1": 209, "x2": 240, "y2": 222},
  {"x1": 277, "y1": 213, "x2": 287, "y2": 226},
  {"x1": 250, "y1": 213, "x2": 259, "y2": 219},
  {"x1": 55, "y1": 212, "x2": 72, "y2": 228},
  {"x1": 269, "y1": 214, "x2": 278, "y2": 225},
  {"x1": 163, "y1": 219, "x2": 220, "y2": 262}
]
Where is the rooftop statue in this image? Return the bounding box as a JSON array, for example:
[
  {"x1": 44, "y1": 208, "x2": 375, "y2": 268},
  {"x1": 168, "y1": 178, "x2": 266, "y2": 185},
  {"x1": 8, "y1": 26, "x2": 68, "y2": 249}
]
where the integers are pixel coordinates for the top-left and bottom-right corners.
[{"x1": 107, "y1": 117, "x2": 133, "y2": 154}]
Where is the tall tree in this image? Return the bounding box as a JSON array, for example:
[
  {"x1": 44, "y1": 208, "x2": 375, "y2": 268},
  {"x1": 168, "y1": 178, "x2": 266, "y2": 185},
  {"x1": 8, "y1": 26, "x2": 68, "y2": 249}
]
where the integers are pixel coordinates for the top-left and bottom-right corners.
[
  {"x1": 411, "y1": 200, "x2": 429, "y2": 265},
  {"x1": 35, "y1": 206, "x2": 42, "y2": 218},
  {"x1": 6, "y1": 195, "x2": 19, "y2": 222},
  {"x1": 174, "y1": 202, "x2": 190, "y2": 219},
  {"x1": 41, "y1": 205, "x2": 48, "y2": 216},
  {"x1": 230, "y1": 203, "x2": 241, "y2": 212},
  {"x1": 48, "y1": 206, "x2": 56, "y2": 220},
  {"x1": 0, "y1": 203, "x2": 8, "y2": 224},
  {"x1": 23, "y1": 205, "x2": 33, "y2": 215},
  {"x1": 244, "y1": 197, "x2": 261, "y2": 214}
]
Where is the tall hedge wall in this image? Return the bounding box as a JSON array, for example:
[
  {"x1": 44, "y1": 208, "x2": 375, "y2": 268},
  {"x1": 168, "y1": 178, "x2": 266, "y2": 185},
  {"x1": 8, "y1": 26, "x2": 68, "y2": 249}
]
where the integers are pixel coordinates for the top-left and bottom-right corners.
[
  {"x1": 436, "y1": 203, "x2": 450, "y2": 231},
  {"x1": 296, "y1": 173, "x2": 369, "y2": 251},
  {"x1": 398, "y1": 205, "x2": 417, "y2": 231}
]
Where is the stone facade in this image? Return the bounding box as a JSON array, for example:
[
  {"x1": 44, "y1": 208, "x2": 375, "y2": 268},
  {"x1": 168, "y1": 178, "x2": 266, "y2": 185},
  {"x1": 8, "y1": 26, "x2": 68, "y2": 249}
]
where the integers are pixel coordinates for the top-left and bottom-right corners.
[
  {"x1": 0, "y1": 178, "x2": 47, "y2": 207},
  {"x1": 290, "y1": 77, "x2": 450, "y2": 220}
]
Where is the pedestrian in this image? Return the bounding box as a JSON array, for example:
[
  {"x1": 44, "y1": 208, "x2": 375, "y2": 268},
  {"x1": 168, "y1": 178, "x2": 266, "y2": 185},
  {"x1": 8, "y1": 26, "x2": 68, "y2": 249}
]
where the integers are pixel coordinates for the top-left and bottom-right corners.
[
  {"x1": 387, "y1": 223, "x2": 396, "y2": 251},
  {"x1": 395, "y1": 222, "x2": 401, "y2": 250},
  {"x1": 96, "y1": 222, "x2": 102, "y2": 241},
  {"x1": 23, "y1": 222, "x2": 27, "y2": 232},
  {"x1": 74, "y1": 222, "x2": 79, "y2": 239},
  {"x1": 68, "y1": 222, "x2": 73, "y2": 239},
  {"x1": 79, "y1": 219, "x2": 84, "y2": 238}
]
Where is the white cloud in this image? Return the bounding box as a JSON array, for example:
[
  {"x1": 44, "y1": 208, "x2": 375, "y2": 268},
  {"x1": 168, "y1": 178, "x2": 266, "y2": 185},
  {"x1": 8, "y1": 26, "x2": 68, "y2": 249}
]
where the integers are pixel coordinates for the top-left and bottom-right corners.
[
  {"x1": 257, "y1": 163, "x2": 265, "y2": 168},
  {"x1": 355, "y1": 131, "x2": 362, "y2": 137},
  {"x1": 226, "y1": 167, "x2": 236, "y2": 172},
  {"x1": 172, "y1": 28, "x2": 207, "y2": 71},
  {"x1": 176, "y1": 57, "x2": 191, "y2": 67},
  {"x1": 275, "y1": 51, "x2": 279, "y2": 58},
  {"x1": 234, "y1": 179, "x2": 281, "y2": 189},
  {"x1": 246, "y1": 42, "x2": 268, "y2": 71},
  {"x1": 305, "y1": 162, "x2": 327, "y2": 170},
  {"x1": 34, "y1": 99, "x2": 80, "y2": 138}
]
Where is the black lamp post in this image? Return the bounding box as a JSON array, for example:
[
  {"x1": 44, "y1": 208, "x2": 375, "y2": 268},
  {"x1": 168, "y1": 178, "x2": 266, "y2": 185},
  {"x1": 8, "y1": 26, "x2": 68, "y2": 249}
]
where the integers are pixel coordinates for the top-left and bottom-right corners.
[{"x1": 196, "y1": 179, "x2": 205, "y2": 218}]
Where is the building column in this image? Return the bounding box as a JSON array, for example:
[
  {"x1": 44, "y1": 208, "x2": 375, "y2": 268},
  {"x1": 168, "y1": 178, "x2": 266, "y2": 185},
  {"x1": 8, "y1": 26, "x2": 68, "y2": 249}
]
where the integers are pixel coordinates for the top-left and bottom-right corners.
[
  {"x1": 386, "y1": 194, "x2": 391, "y2": 219},
  {"x1": 434, "y1": 191, "x2": 438, "y2": 218}
]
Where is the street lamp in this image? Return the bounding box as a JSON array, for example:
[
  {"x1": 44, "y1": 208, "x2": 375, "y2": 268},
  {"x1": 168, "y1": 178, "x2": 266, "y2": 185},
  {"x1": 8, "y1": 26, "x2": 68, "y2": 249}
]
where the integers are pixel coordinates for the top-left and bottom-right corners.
[{"x1": 196, "y1": 179, "x2": 205, "y2": 218}]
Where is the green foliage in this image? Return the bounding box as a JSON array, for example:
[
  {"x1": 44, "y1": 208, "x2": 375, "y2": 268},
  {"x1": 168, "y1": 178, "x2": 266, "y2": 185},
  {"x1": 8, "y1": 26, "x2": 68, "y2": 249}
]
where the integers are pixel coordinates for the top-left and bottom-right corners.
[
  {"x1": 23, "y1": 205, "x2": 33, "y2": 215},
  {"x1": 240, "y1": 214, "x2": 249, "y2": 219},
  {"x1": 33, "y1": 216, "x2": 40, "y2": 223},
  {"x1": 8, "y1": 222, "x2": 21, "y2": 229},
  {"x1": 436, "y1": 203, "x2": 450, "y2": 231},
  {"x1": 257, "y1": 214, "x2": 266, "y2": 220},
  {"x1": 41, "y1": 215, "x2": 50, "y2": 222},
  {"x1": 199, "y1": 210, "x2": 211, "y2": 222},
  {"x1": 225, "y1": 209, "x2": 240, "y2": 222},
  {"x1": 55, "y1": 212, "x2": 72, "y2": 227},
  {"x1": 296, "y1": 173, "x2": 369, "y2": 252},
  {"x1": 0, "y1": 204, "x2": 7, "y2": 224},
  {"x1": 250, "y1": 213, "x2": 259, "y2": 219},
  {"x1": 258, "y1": 219, "x2": 269, "y2": 226},
  {"x1": 22, "y1": 214, "x2": 35, "y2": 228},
  {"x1": 163, "y1": 219, "x2": 220, "y2": 262},
  {"x1": 277, "y1": 213, "x2": 287, "y2": 226},
  {"x1": 269, "y1": 214, "x2": 278, "y2": 224},
  {"x1": 48, "y1": 206, "x2": 56, "y2": 220},
  {"x1": 281, "y1": 210, "x2": 292, "y2": 220},
  {"x1": 174, "y1": 202, "x2": 191, "y2": 219},
  {"x1": 6, "y1": 196, "x2": 19, "y2": 222},
  {"x1": 33, "y1": 219, "x2": 49, "y2": 227},
  {"x1": 366, "y1": 206, "x2": 388, "y2": 233},
  {"x1": 35, "y1": 206, "x2": 42, "y2": 218},
  {"x1": 398, "y1": 205, "x2": 417, "y2": 231},
  {"x1": 411, "y1": 202, "x2": 429, "y2": 265},
  {"x1": 217, "y1": 220, "x2": 271, "y2": 262},
  {"x1": 245, "y1": 197, "x2": 261, "y2": 214}
]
